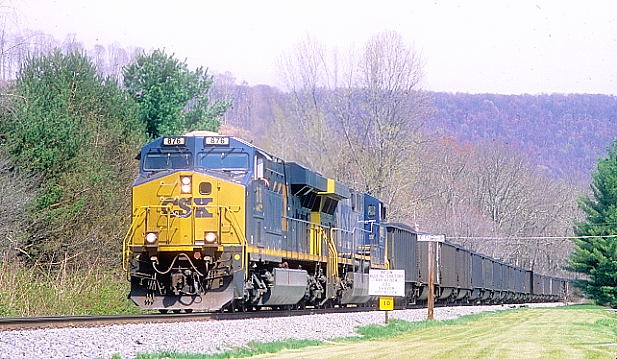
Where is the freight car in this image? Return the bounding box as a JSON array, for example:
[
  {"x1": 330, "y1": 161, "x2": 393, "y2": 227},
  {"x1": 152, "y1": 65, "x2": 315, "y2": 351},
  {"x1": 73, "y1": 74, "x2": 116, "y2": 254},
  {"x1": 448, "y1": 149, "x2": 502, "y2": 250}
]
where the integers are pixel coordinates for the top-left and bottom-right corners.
[
  {"x1": 385, "y1": 223, "x2": 568, "y2": 305},
  {"x1": 123, "y1": 133, "x2": 568, "y2": 312}
]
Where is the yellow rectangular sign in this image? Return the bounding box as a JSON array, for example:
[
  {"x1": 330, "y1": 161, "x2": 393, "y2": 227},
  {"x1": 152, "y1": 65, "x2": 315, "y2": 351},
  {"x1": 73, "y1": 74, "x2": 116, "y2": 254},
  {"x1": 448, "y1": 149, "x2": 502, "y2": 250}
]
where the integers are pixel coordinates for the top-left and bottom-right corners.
[{"x1": 379, "y1": 296, "x2": 394, "y2": 311}]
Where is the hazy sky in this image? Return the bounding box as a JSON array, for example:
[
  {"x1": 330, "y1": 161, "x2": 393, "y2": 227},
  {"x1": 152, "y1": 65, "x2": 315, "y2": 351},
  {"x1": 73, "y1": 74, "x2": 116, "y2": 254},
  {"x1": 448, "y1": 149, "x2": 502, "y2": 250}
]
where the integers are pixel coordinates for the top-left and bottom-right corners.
[{"x1": 9, "y1": 0, "x2": 617, "y2": 94}]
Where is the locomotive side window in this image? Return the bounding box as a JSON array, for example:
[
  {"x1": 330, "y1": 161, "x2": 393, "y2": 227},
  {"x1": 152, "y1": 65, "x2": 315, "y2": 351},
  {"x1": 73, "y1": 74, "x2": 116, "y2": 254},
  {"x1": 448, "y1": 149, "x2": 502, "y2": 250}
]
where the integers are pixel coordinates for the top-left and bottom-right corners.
[
  {"x1": 144, "y1": 153, "x2": 192, "y2": 171},
  {"x1": 367, "y1": 204, "x2": 377, "y2": 219},
  {"x1": 200, "y1": 150, "x2": 249, "y2": 170},
  {"x1": 255, "y1": 155, "x2": 265, "y2": 179}
]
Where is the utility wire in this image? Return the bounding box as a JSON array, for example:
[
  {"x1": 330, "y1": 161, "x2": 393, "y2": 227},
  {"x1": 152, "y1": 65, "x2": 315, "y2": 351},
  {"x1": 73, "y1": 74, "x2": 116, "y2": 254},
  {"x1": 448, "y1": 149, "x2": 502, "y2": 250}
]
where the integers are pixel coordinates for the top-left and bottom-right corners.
[{"x1": 448, "y1": 234, "x2": 617, "y2": 241}]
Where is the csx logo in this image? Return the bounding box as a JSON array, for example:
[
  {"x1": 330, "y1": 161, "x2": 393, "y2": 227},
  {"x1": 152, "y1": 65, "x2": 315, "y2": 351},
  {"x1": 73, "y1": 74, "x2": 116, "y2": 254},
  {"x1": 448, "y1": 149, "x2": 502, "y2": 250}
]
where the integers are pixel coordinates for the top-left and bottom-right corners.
[{"x1": 161, "y1": 197, "x2": 213, "y2": 218}]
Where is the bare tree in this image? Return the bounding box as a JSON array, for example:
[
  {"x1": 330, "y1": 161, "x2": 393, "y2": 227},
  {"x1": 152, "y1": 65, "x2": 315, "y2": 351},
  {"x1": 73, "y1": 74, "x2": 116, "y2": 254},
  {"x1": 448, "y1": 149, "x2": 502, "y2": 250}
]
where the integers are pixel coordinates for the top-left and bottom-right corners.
[
  {"x1": 415, "y1": 138, "x2": 580, "y2": 275},
  {"x1": 335, "y1": 32, "x2": 428, "y2": 217},
  {"x1": 61, "y1": 34, "x2": 83, "y2": 53},
  {"x1": 211, "y1": 72, "x2": 237, "y2": 126},
  {"x1": 272, "y1": 32, "x2": 429, "y2": 219},
  {"x1": 0, "y1": 1, "x2": 26, "y2": 82},
  {"x1": 92, "y1": 44, "x2": 106, "y2": 75},
  {"x1": 102, "y1": 43, "x2": 129, "y2": 82},
  {"x1": 271, "y1": 32, "x2": 579, "y2": 277},
  {"x1": 0, "y1": 156, "x2": 35, "y2": 261},
  {"x1": 275, "y1": 35, "x2": 341, "y2": 174}
]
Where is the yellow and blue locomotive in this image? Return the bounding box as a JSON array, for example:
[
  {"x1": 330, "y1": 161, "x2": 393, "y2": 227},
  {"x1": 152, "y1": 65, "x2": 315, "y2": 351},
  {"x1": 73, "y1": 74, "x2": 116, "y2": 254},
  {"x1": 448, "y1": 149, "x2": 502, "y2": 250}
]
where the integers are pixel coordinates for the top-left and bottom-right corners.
[
  {"x1": 123, "y1": 132, "x2": 569, "y2": 312},
  {"x1": 123, "y1": 132, "x2": 387, "y2": 312}
]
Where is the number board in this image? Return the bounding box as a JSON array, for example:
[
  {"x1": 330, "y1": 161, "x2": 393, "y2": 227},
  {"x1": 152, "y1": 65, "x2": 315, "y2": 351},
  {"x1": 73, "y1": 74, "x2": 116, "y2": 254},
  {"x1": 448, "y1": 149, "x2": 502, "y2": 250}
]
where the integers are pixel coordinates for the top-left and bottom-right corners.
[
  {"x1": 417, "y1": 233, "x2": 446, "y2": 242},
  {"x1": 379, "y1": 296, "x2": 394, "y2": 311},
  {"x1": 205, "y1": 136, "x2": 230, "y2": 146},
  {"x1": 162, "y1": 137, "x2": 186, "y2": 146},
  {"x1": 368, "y1": 269, "x2": 405, "y2": 297}
]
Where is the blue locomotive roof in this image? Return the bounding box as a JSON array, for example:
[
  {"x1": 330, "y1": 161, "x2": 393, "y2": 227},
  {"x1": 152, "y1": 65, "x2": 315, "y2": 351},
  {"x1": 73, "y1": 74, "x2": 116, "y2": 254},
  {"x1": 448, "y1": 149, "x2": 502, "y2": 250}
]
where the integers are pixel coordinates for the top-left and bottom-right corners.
[
  {"x1": 287, "y1": 162, "x2": 328, "y2": 191},
  {"x1": 135, "y1": 133, "x2": 260, "y2": 186}
]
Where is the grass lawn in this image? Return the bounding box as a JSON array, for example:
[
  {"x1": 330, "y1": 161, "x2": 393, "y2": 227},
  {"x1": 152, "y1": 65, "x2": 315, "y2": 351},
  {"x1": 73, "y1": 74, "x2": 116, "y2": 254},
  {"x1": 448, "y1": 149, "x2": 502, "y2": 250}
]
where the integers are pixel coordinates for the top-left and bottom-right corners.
[
  {"x1": 250, "y1": 305, "x2": 617, "y2": 359},
  {"x1": 132, "y1": 305, "x2": 617, "y2": 359}
]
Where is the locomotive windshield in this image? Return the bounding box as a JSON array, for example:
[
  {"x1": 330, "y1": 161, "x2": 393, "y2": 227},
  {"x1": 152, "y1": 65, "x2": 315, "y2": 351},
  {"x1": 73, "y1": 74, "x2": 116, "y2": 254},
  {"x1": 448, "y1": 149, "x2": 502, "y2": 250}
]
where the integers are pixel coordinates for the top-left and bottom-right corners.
[
  {"x1": 199, "y1": 150, "x2": 249, "y2": 170},
  {"x1": 144, "y1": 152, "x2": 192, "y2": 171}
]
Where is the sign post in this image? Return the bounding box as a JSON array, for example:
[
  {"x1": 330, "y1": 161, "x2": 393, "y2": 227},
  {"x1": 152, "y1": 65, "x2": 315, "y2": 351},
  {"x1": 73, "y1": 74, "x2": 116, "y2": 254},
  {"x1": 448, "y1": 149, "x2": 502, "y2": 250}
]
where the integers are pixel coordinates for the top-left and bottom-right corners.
[
  {"x1": 379, "y1": 296, "x2": 394, "y2": 323},
  {"x1": 417, "y1": 233, "x2": 446, "y2": 321},
  {"x1": 427, "y1": 241, "x2": 435, "y2": 320},
  {"x1": 369, "y1": 269, "x2": 405, "y2": 324}
]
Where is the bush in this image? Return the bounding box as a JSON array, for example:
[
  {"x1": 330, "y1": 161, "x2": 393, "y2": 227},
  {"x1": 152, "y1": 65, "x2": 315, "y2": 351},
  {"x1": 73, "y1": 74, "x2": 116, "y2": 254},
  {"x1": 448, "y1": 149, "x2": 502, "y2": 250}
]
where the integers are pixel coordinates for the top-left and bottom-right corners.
[{"x1": 1, "y1": 50, "x2": 145, "y2": 268}]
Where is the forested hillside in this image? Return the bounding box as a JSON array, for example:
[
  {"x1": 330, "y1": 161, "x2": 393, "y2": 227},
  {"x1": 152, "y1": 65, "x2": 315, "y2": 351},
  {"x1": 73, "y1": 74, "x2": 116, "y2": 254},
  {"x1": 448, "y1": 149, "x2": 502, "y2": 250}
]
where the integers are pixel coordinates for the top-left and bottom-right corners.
[
  {"x1": 428, "y1": 93, "x2": 617, "y2": 182},
  {"x1": 211, "y1": 81, "x2": 617, "y2": 184}
]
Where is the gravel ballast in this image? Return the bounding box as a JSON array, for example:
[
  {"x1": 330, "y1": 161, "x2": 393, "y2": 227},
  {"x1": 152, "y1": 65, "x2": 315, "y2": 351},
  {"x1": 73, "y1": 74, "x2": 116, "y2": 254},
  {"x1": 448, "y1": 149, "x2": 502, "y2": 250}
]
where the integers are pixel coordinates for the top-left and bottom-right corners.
[{"x1": 0, "y1": 303, "x2": 563, "y2": 359}]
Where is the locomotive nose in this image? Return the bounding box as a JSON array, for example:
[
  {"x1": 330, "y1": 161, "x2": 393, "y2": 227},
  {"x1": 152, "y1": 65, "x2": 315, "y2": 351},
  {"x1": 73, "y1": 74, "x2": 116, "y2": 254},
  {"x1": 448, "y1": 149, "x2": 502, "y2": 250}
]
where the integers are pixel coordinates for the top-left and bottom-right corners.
[{"x1": 129, "y1": 170, "x2": 246, "y2": 252}]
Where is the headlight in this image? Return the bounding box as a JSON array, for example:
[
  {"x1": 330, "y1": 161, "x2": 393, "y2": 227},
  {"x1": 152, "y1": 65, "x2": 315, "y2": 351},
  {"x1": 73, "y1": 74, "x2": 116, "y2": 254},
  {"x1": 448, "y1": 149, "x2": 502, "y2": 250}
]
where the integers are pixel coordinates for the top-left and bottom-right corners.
[
  {"x1": 145, "y1": 232, "x2": 158, "y2": 244},
  {"x1": 180, "y1": 176, "x2": 192, "y2": 194},
  {"x1": 205, "y1": 232, "x2": 217, "y2": 243}
]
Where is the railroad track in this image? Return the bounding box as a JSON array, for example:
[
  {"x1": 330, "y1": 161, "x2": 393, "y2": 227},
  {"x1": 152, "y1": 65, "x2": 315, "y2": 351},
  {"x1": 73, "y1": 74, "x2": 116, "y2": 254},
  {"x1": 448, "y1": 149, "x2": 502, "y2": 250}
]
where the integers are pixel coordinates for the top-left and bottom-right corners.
[{"x1": 0, "y1": 306, "x2": 376, "y2": 331}]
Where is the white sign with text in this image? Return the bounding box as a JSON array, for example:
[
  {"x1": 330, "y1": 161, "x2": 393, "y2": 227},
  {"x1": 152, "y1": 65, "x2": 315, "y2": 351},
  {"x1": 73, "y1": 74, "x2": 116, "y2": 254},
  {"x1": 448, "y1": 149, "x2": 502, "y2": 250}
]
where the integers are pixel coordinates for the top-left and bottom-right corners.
[{"x1": 368, "y1": 269, "x2": 405, "y2": 297}]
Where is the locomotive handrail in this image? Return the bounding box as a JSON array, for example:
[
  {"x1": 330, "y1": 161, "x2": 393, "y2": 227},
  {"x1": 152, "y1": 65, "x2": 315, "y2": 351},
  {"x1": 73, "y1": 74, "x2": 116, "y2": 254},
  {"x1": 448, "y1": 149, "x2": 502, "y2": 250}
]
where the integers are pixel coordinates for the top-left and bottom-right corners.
[
  {"x1": 282, "y1": 216, "x2": 341, "y2": 277},
  {"x1": 137, "y1": 204, "x2": 173, "y2": 243},
  {"x1": 325, "y1": 228, "x2": 339, "y2": 279},
  {"x1": 122, "y1": 207, "x2": 148, "y2": 273},
  {"x1": 122, "y1": 205, "x2": 173, "y2": 273},
  {"x1": 283, "y1": 216, "x2": 328, "y2": 228},
  {"x1": 123, "y1": 202, "x2": 249, "y2": 277},
  {"x1": 125, "y1": 201, "x2": 385, "y2": 282},
  {"x1": 329, "y1": 227, "x2": 360, "y2": 273},
  {"x1": 220, "y1": 205, "x2": 249, "y2": 277},
  {"x1": 185, "y1": 202, "x2": 248, "y2": 276},
  {"x1": 130, "y1": 202, "x2": 245, "y2": 245}
]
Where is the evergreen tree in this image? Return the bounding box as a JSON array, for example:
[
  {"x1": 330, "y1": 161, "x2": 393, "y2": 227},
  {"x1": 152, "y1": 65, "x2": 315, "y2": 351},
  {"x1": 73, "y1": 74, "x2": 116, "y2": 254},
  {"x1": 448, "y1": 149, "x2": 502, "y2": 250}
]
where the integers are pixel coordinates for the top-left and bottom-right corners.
[
  {"x1": 568, "y1": 139, "x2": 617, "y2": 307},
  {"x1": 123, "y1": 49, "x2": 229, "y2": 138},
  {"x1": 2, "y1": 50, "x2": 145, "y2": 267}
]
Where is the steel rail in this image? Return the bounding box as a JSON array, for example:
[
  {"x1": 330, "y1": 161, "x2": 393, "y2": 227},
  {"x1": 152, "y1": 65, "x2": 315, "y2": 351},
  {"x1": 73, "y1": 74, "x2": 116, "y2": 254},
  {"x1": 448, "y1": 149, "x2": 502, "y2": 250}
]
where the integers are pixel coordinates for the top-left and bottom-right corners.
[{"x1": 0, "y1": 306, "x2": 376, "y2": 331}]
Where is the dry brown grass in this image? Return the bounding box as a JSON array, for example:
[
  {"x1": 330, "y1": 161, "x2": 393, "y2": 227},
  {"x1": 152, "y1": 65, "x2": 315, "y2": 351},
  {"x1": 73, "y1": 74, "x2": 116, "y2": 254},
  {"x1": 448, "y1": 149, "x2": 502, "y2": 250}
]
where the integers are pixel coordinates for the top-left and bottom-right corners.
[{"x1": 0, "y1": 260, "x2": 141, "y2": 316}]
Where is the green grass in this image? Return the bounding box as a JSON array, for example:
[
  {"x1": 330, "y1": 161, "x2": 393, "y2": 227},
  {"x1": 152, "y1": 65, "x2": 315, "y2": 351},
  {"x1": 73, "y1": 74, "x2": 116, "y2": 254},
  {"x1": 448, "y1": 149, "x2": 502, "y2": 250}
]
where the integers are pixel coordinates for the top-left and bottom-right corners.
[
  {"x1": 351, "y1": 309, "x2": 519, "y2": 341},
  {"x1": 549, "y1": 303, "x2": 605, "y2": 310},
  {"x1": 0, "y1": 261, "x2": 143, "y2": 316},
  {"x1": 125, "y1": 305, "x2": 617, "y2": 359},
  {"x1": 126, "y1": 340, "x2": 322, "y2": 359}
]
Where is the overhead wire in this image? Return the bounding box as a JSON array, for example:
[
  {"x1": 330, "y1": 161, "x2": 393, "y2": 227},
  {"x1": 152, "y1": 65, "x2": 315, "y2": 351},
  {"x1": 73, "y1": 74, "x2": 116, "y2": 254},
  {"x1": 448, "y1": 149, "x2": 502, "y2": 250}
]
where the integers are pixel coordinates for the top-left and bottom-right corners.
[{"x1": 448, "y1": 234, "x2": 617, "y2": 241}]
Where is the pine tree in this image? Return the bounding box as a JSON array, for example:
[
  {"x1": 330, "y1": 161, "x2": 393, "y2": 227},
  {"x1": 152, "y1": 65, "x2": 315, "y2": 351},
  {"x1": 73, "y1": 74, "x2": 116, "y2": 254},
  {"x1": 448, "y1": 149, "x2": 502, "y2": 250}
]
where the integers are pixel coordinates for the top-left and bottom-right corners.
[
  {"x1": 2, "y1": 50, "x2": 145, "y2": 267},
  {"x1": 568, "y1": 139, "x2": 617, "y2": 307},
  {"x1": 123, "y1": 49, "x2": 229, "y2": 138}
]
